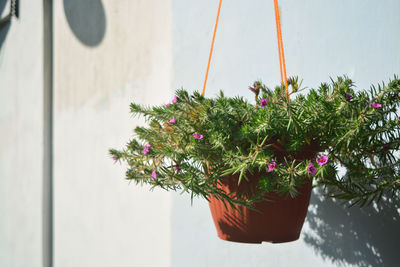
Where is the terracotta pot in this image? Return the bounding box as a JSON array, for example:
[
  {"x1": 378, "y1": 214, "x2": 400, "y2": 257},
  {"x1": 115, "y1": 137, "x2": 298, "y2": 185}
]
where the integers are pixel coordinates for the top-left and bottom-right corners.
[
  {"x1": 208, "y1": 141, "x2": 319, "y2": 244},
  {"x1": 209, "y1": 175, "x2": 312, "y2": 243}
]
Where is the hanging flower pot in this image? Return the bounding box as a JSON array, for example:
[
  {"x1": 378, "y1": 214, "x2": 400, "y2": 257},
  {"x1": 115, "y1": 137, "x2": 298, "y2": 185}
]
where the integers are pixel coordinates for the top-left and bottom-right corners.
[
  {"x1": 208, "y1": 173, "x2": 313, "y2": 243},
  {"x1": 110, "y1": 76, "x2": 400, "y2": 244},
  {"x1": 209, "y1": 141, "x2": 320, "y2": 243},
  {"x1": 109, "y1": 0, "x2": 400, "y2": 243}
]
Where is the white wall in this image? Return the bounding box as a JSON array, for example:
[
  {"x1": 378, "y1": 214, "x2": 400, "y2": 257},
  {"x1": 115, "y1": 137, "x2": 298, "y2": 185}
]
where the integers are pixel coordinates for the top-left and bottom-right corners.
[
  {"x1": 53, "y1": 0, "x2": 173, "y2": 267},
  {"x1": 1, "y1": 1, "x2": 399, "y2": 267},
  {"x1": 171, "y1": 1, "x2": 400, "y2": 267},
  {"x1": 0, "y1": 1, "x2": 47, "y2": 266}
]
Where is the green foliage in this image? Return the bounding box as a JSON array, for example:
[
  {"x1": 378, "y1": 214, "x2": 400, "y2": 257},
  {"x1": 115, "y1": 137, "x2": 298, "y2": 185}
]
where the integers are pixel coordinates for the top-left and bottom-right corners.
[{"x1": 110, "y1": 76, "x2": 400, "y2": 207}]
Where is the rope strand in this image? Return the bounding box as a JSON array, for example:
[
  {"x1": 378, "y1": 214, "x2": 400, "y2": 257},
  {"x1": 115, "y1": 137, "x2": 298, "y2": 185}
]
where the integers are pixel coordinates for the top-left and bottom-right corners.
[
  {"x1": 202, "y1": 0, "x2": 222, "y2": 96},
  {"x1": 274, "y1": 0, "x2": 289, "y2": 100},
  {"x1": 274, "y1": 1, "x2": 284, "y2": 85},
  {"x1": 202, "y1": 0, "x2": 288, "y2": 99}
]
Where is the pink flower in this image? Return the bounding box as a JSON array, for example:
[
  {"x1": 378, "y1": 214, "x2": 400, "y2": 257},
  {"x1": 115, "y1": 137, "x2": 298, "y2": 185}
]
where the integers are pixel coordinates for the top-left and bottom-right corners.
[
  {"x1": 316, "y1": 155, "x2": 328, "y2": 166},
  {"x1": 169, "y1": 117, "x2": 175, "y2": 124},
  {"x1": 307, "y1": 163, "x2": 317, "y2": 177},
  {"x1": 398, "y1": 116, "x2": 400, "y2": 122},
  {"x1": 112, "y1": 155, "x2": 118, "y2": 162},
  {"x1": 172, "y1": 95, "x2": 178, "y2": 103},
  {"x1": 192, "y1": 133, "x2": 204, "y2": 140},
  {"x1": 142, "y1": 143, "x2": 151, "y2": 154},
  {"x1": 370, "y1": 102, "x2": 382, "y2": 109},
  {"x1": 151, "y1": 171, "x2": 157, "y2": 180},
  {"x1": 260, "y1": 98, "x2": 269, "y2": 108},
  {"x1": 268, "y1": 162, "x2": 276, "y2": 172},
  {"x1": 166, "y1": 103, "x2": 171, "y2": 107}
]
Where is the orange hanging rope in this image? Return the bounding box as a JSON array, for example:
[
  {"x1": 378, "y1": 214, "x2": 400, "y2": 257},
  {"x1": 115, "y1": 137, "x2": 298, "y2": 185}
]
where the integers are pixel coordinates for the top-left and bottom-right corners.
[
  {"x1": 274, "y1": 1, "x2": 284, "y2": 85},
  {"x1": 202, "y1": 0, "x2": 289, "y2": 99},
  {"x1": 202, "y1": 0, "x2": 222, "y2": 96},
  {"x1": 273, "y1": 0, "x2": 289, "y2": 99}
]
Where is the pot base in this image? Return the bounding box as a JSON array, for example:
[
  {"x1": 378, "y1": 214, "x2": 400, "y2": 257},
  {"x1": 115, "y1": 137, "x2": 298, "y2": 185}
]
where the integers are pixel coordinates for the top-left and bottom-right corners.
[
  {"x1": 215, "y1": 232, "x2": 300, "y2": 244},
  {"x1": 208, "y1": 177, "x2": 312, "y2": 244}
]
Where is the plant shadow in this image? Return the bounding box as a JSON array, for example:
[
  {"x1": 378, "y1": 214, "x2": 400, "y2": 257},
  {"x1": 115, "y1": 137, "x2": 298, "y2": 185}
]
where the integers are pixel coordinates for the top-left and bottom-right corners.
[
  {"x1": 304, "y1": 188, "x2": 400, "y2": 267},
  {"x1": 220, "y1": 211, "x2": 247, "y2": 232}
]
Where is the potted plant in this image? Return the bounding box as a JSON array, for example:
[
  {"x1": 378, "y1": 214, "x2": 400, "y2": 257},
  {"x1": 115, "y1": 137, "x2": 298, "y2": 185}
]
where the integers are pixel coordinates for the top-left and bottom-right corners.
[{"x1": 110, "y1": 76, "x2": 400, "y2": 243}]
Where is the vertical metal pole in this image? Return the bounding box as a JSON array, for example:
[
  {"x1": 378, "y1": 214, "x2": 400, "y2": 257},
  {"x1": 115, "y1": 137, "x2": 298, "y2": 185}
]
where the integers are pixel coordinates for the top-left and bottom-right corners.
[{"x1": 43, "y1": 0, "x2": 53, "y2": 266}]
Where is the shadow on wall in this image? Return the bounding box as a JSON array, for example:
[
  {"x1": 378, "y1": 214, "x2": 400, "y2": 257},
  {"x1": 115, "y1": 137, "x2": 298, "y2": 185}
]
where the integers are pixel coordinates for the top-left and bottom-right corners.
[
  {"x1": 0, "y1": 0, "x2": 10, "y2": 51},
  {"x1": 63, "y1": 0, "x2": 106, "y2": 47},
  {"x1": 304, "y1": 188, "x2": 400, "y2": 267}
]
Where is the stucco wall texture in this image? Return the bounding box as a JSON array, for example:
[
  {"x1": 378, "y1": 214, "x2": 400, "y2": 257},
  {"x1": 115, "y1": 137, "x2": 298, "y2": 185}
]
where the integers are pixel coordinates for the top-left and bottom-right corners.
[
  {"x1": 53, "y1": 1, "x2": 172, "y2": 267},
  {"x1": 0, "y1": 1, "x2": 46, "y2": 266},
  {"x1": 1, "y1": 0, "x2": 399, "y2": 266}
]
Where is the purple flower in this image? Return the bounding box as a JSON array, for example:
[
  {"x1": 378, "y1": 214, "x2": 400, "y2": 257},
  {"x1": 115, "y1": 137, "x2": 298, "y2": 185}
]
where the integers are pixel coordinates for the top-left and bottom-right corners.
[
  {"x1": 345, "y1": 93, "x2": 353, "y2": 101},
  {"x1": 307, "y1": 163, "x2": 317, "y2": 177},
  {"x1": 142, "y1": 143, "x2": 151, "y2": 154},
  {"x1": 316, "y1": 155, "x2": 328, "y2": 166},
  {"x1": 112, "y1": 155, "x2": 118, "y2": 162},
  {"x1": 174, "y1": 164, "x2": 182, "y2": 173},
  {"x1": 268, "y1": 162, "x2": 276, "y2": 172},
  {"x1": 151, "y1": 171, "x2": 157, "y2": 180},
  {"x1": 383, "y1": 144, "x2": 390, "y2": 151},
  {"x1": 370, "y1": 102, "x2": 382, "y2": 109},
  {"x1": 172, "y1": 95, "x2": 178, "y2": 103},
  {"x1": 398, "y1": 116, "x2": 400, "y2": 122},
  {"x1": 192, "y1": 133, "x2": 204, "y2": 140},
  {"x1": 260, "y1": 98, "x2": 269, "y2": 108},
  {"x1": 169, "y1": 117, "x2": 175, "y2": 124}
]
